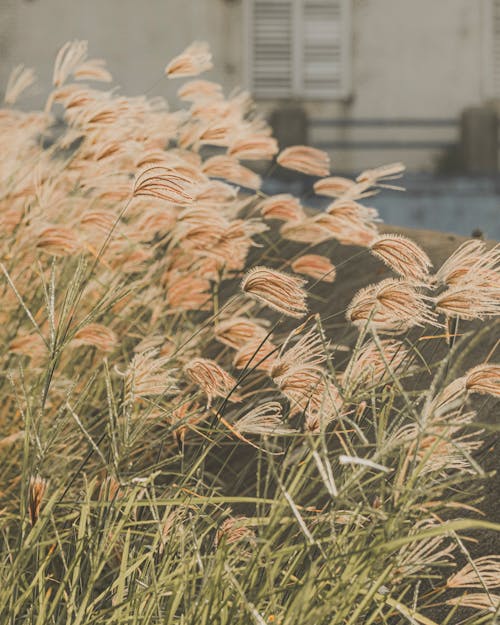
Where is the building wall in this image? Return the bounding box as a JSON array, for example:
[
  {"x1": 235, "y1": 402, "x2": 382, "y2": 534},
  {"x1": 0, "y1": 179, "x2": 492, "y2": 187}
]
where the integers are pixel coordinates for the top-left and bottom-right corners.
[
  {"x1": 0, "y1": 0, "x2": 236, "y2": 105},
  {"x1": 254, "y1": 0, "x2": 492, "y2": 171},
  {"x1": 0, "y1": 0, "x2": 495, "y2": 172}
]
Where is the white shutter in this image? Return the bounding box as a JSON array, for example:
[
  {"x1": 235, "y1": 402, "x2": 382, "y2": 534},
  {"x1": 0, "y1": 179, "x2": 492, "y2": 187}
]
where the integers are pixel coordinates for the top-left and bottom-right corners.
[
  {"x1": 245, "y1": 0, "x2": 351, "y2": 100},
  {"x1": 301, "y1": 0, "x2": 349, "y2": 98},
  {"x1": 247, "y1": 0, "x2": 295, "y2": 98}
]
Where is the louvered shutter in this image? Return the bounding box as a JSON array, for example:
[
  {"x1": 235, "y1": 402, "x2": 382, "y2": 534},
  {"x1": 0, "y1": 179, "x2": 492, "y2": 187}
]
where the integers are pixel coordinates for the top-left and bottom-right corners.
[
  {"x1": 247, "y1": 0, "x2": 295, "y2": 98},
  {"x1": 245, "y1": 0, "x2": 351, "y2": 99},
  {"x1": 301, "y1": 0, "x2": 349, "y2": 98}
]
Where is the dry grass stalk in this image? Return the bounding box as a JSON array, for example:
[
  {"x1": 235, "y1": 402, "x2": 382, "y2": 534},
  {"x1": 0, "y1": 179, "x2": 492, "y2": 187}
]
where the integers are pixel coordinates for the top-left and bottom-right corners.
[
  {"x1": 447, "y1": 555, "x2": 500, "y2": 589},
  {"x1": 215, "y1": 514, "x2": 256, "y2": 548},
  {"x1": 446, "y1": 593, "x2": 500, "y2": 612},
  {"x1": 28, "y1": 476, "x2": 48, "y2": 525}
]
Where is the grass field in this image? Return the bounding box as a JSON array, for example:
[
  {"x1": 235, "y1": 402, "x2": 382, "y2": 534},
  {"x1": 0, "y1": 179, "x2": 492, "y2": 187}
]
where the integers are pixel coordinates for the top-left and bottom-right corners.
[{"x1": 0, "y1": 42, "x2": 499, "y2": 624}]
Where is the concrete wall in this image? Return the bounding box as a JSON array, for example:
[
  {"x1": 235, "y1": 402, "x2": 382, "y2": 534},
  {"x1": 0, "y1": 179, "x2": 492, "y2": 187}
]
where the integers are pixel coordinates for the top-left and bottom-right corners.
[
  {"x1": 0, "y1": 0, "x2": 495, "y2": 172},
  {"x1": 0, "y1": 0, "x2": 237, "y2": 105},
  {"x1": 306, "y1": 0, "x2": 490, "y2": 171}
]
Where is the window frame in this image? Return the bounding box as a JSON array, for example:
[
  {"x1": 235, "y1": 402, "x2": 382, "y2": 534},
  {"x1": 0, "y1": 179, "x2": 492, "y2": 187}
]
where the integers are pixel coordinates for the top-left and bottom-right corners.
[{"x1": 243, "y1": 0, "x2": 352, "y2": 100}]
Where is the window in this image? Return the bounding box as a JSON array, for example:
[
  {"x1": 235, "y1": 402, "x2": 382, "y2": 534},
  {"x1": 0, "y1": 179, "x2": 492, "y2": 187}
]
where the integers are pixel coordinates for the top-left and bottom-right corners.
[{"x1": 244, "y1": 0, "x2": 351, "y2": 99}]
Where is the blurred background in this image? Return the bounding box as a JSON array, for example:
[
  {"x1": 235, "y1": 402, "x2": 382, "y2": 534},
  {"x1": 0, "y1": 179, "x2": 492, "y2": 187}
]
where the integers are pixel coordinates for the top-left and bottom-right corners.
[{"x1": 1, "y1": 0, "x2": 499, "y2": 237}]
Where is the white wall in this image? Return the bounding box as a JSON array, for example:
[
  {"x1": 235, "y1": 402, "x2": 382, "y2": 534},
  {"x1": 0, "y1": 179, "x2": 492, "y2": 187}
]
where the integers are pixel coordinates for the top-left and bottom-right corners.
[{"x1": 0, "y1": 0, "x2": 237, "y2": 106}]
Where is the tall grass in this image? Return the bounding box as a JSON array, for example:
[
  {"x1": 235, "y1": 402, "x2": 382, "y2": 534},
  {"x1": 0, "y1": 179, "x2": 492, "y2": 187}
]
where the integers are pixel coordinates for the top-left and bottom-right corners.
[{"x1": 0, "y1": 41, "x2": 499, "y2": 624}]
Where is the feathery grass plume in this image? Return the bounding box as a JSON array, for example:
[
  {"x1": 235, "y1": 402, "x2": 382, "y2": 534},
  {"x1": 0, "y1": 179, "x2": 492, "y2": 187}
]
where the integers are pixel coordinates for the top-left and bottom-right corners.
[
  {"x1": 165, "y1": 274, "x2": 212, "y2": 311},
  {"x1": 314, "y1": 207, "x2": 378, "y2": 247},
  {"x1": 434, "y1": 284, "x2": 500, "y2": 320},
  {"x1": 304, "y1": 381, "x2": 344, "y2": 432},
  {"x1": 433, "y1": 239, "x2": 500, "y2": 286},
  {"x1": 4, "y1": 65, "x2": 36, "y2": 105},
  {"x1": 194, "y1": 179, "x2": 237, "y2": 203},
  {"x1": 280, "y1": 218, "x2": 333, "y2": 245},
  {"x1": 184, "y1": 357, "x2": 236, "y2": 407},
  {"x1": 326, "y1": 201, "x2": 379, "y2": 226},
  {"x1": 271, "y1": 326, "x2": 327, "y2": 384},
  {"x1": 121, "y1": 349, "x2": 176, "y2": 401},
  {"x1": 313, "y1": 176, "x2": 359, "y2": 199},
  {"x1": 177, "y1": 79, "x2": 223, "y2": 102},
  {"x1": 291, "y1": 254, "x2": 336, "y2": 283},
  {"x1": 201, "y1": 154, "x2": 261, "y2": 189},
  {"x1": 165, "y1": 42, "x2": 213, "y2": 78},
  {"x1": 356, "y1": 162, "x2": 406, "y2": 188},
  {"x1": 232, "y1": 336, "x2": 278, "y2": 372},
  {"x1": 169, "y1": 401, "x2": 205, "y2": 445},
  {"x1": 214, "y1": 317, "x2": 269, "y2": 349},
  {"x1": 269, "y1": 325, "x2": 335, "y2": 424},
  {"x1": 9, "y1": 332, "x2": 47, "y2": 363},
  {"x1": 52, "y1": 40, "x2": 88, "y2": 86},
  {"x1": 465, "y1": 363, "x2": 500, "y2": 397},
  {"x1": 79, "y1": 210, "x2": 118, "y2": 235},
  {"x1": 133, "y1": 166, "x2": 196, "y2": 205},
  {"x1": 241, "y1": 266, "x2": 308, "y2": 318},
  {"x1": 28, "y1": 476, "x2": 48, "y2": 526},
  {"x1": 232, "y1": 401, "x2": 291, "y2": 436},
  {"x1": 342, "y1": 339, "x2": 412, "y2": 389},
  {"x1": 369, "y1": 234, "x2": 432, "y2": 282},
  {"x1": 35, "y1": 226, "x2": 81, "y2": 257},
  {"x1": 394, "y1": 522, "x2": 455, "y2": 580},
  {"x1": 277, "y1": 145, "x2": 330, "y2": 177},
  {"x1": 198, "y1": 122, "x2": 233, "y2": 147},
  {"x1": 415, "y1": 413, "x2": 480, "y2": 474},
  {"x1": 257, "y1": 193, "x2": 305, "y2": 223},
  {"x1": 72, "y1": 58, "x2": 112, "y2": 83},
  {"x1": 447, "y1": 555, "x2": 500, "y2": 589},
  {"x1": 312, "y1": 163, "x2": 404, "y2": 204},
  {"x1": 72, "y1": 323, "x2": 117, "y2": 352},
  {"x1": 228, "y1": 134, "x2": 279, "y2": 161},
  {"x1": 446, "y1": 593, "x2": 500, "y2": 612},
  {"x1": 429, "y1": 377, "x2": 468, "y2": 418},
  {"x1": 347, "y1": 278, "x2": 437, "y2": 333},
  {"x1": 215, "y1": 514, "x2": 256, "y2": 549}
]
